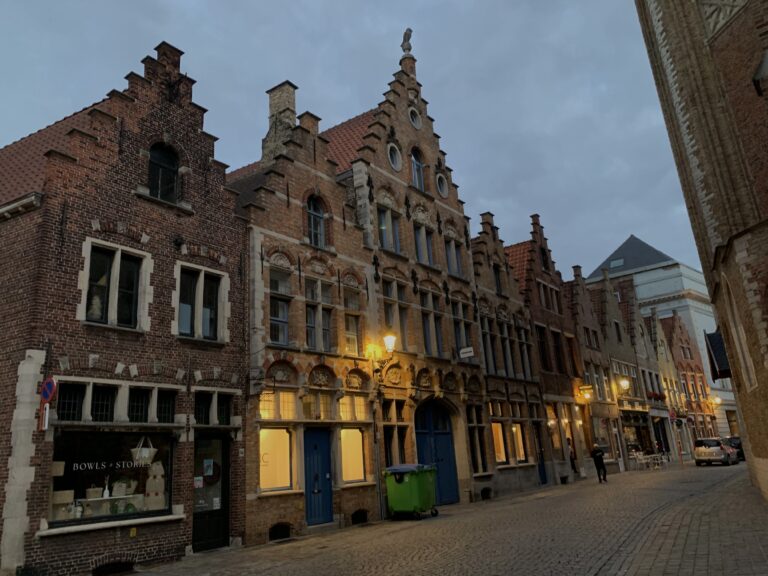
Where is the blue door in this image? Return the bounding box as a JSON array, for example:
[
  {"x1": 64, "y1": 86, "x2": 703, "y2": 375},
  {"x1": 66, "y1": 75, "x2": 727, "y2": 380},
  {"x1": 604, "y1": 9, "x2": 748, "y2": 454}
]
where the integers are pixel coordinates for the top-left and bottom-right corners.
[
  {"x1": 304, "y1": 428, "x2": 333, "y2": 525},
  {"x1": 415, "y1": 401, "x2": 459, "y2": 505}
]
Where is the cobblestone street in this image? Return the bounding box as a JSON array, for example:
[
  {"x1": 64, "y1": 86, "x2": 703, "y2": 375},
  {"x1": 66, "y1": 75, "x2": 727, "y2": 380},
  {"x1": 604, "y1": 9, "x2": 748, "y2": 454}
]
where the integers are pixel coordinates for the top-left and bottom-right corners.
[{"x1": 141, "y1": 463, "x2": 768, "y2": 576}]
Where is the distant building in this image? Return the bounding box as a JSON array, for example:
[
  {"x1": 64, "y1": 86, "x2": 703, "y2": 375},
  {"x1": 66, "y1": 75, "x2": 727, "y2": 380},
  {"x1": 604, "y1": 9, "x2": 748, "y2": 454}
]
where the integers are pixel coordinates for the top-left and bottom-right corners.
[
  {"x1": 636, "y1": 0, "x2": 768, "y2": 498},
  {"x1": 587, "y1": 235, "x2": 737, "y2": 438}
]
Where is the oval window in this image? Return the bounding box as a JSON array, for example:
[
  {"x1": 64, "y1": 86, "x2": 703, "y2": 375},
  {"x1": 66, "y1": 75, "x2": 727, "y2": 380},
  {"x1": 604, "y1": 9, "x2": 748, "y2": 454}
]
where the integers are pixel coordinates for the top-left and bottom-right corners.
[
  {"x1": 387, "y1": 144, "x2": 402, "y2": 171},
  {"x1": 436, "y1": 174, "x2": 449, "y2": 198},
  {"x1": 408, "y1": 107, "x2": 422, "y2": 129}
]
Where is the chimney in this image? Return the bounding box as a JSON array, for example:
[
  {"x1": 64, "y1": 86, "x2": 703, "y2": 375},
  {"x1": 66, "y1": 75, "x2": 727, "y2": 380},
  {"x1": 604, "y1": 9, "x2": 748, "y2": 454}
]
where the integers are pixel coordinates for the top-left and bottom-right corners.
[
  {"x1": 298, "y1": 111, "x2": 321, "y2": 136},
  {"x1": 262, "y1": 81, "x2": 298, "y2": 162},
  {"x1": 480, "y1": 212, "x2": 494, "y2": 236},
  {"x1": 573, "y1": 265, "x2": 582, "y2": 279}
]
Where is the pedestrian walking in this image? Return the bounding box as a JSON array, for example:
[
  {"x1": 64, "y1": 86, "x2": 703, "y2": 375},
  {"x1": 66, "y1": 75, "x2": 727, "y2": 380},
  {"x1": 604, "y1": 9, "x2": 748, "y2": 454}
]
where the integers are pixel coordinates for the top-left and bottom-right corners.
[{"x1": 591, "y1": 443, "x2": 608, "y2": 483}]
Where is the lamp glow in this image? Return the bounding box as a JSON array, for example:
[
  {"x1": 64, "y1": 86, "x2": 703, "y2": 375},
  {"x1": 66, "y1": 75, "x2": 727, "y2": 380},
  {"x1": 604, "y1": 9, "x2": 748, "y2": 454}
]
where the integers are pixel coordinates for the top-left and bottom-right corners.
[
  {"x1": 714, "y1": 396, "x2": 722, "y2": 405},
  {"x1": 619, "y1": 378, "x2": 630, "y2": 392},
  {"x1": 383, "y1": 334, "x2": 397, "y2": 354}
]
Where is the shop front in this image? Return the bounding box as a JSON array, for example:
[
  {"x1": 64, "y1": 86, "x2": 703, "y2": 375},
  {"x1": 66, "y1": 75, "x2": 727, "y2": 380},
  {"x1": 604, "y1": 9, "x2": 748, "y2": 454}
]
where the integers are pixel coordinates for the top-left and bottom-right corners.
[{"x1": 621, "y1": 410, "x2": 654, "y2": 454}]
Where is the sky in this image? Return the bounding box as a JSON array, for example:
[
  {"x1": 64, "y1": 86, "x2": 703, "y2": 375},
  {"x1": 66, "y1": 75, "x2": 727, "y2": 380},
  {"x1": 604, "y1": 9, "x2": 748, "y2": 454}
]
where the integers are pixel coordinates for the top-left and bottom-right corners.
[{"x1": 0, "y1": 0, "x2": 700, "y2": 278}]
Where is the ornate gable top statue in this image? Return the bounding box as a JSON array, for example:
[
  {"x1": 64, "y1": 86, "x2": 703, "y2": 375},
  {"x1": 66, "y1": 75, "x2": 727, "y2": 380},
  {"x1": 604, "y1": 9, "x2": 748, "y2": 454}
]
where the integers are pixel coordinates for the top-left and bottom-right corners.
[{"x1": 401, "y1": 28, "x2": 412, "y2": 55}]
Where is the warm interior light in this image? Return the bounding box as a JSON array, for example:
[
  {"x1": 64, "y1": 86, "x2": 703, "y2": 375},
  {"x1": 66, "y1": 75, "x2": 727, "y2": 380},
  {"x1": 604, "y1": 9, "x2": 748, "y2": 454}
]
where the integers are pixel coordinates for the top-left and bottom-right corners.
[
  {"x1": 547, "y1": 419, "x2": 556, "y2": 427},
  {"x1": 584, "y1": 392, "x2": 592, "y2": 400},
  {"x1": 383, "y1": 334, "x2": 397, "y2": 354},
  {"x1": 619, "y1": 378, "x2": 630, "y2": 391}
]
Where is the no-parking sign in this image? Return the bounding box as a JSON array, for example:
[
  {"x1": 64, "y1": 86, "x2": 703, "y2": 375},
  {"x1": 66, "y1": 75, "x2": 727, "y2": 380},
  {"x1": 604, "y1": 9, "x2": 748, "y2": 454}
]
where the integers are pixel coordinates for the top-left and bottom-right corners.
[{"x1": 41, "y1": 377, "x2": 57, "y2": 403}]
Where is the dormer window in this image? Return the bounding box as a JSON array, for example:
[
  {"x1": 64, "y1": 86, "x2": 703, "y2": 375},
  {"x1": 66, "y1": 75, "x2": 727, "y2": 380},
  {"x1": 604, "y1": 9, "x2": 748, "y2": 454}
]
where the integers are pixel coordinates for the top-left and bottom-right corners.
[
  {"x1": 148, "y1": 143, "x2": 179, "y2": 203},
  {"x1": 411, "y1": 148, "x2": 425, "y2": 191}
]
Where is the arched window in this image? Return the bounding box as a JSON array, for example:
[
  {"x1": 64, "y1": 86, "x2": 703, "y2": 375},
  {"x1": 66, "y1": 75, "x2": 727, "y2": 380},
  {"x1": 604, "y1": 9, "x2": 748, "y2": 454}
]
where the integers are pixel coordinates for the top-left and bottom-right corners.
[
  {"x1": 307, "y1": 195, "x2": 325, "y2": 248},
  {"x1": 411, "y1": 148, "x2": 425, "y2": 191},
  {"x1": 148, "y1": 143, "x2": 179, "y2": 203}
]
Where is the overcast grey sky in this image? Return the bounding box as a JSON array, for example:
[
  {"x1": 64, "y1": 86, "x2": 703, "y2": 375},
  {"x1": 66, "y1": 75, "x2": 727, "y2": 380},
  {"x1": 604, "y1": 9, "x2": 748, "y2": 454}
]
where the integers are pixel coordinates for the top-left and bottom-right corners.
[{"x1": 0, "y1": 0, "x2": 699, "y2": 278}]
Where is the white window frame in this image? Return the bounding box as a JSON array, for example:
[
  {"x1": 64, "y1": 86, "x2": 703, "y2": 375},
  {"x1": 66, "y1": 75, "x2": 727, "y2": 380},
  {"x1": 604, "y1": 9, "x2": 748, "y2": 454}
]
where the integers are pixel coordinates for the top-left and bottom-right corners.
[
  {"x1": 77, "y1": 237, "x2": 154, "y2": 331},
  {"x1": 171, "y1": 261, "x2": 230, "y2": 343}
]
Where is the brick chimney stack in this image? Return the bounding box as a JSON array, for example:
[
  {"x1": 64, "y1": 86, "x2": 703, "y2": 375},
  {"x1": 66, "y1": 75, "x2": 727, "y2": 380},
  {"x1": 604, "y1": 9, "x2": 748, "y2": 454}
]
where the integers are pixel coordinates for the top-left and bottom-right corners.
[{"x1": 262, "y1": 80, "x2": 298, "y2": 162}]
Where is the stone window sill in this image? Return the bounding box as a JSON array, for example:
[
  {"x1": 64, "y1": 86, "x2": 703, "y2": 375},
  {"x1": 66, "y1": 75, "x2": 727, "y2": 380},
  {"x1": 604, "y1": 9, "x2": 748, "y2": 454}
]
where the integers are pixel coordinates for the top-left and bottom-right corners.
[
  {"x1": 300, "y1": 240, "x2": 337, "y2": 256},
  {"x1": 257, "y1": 489, "x2": 303, "y2": 498},
  {"x1": 81, "y1": 321, "x2": 145, "y2": 334},
  {"x1": 134, "y1": 189, "x2": 194, "y2": 215},
  {"x1": 496, "y1": 463, "x2": 535, "y2": 470},
  {"x1": 380, "y1": 248, "x2": 409, "y2": 262},
  {"x1": 341, "y1": 481, "x2": 376, "y2": 489},
  {"x1": 408, "y1": 184, "x2": 433, "y2": 199},
  {"x1": 472, "y1": 472, "x2": 494, "y2": 479},
  {"x1": 176, "y1": 335, "x2": 227, "y2": 347},
  {"x1": 37, "y1": 513, "x2": 185, "y2": 537}
]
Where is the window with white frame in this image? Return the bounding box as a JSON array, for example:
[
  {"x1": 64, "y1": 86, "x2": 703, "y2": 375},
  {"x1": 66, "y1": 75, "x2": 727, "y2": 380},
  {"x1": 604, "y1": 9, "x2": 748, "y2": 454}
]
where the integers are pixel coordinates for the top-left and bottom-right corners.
[
  {"x1": 452, "y1": 301, "x2": 472, "y2": 357},
  {"x1": 411, "y1": 148, "x2": 425, "y2": 191},
  {"x1": 177, "y1": 266, "x2": 226, "y2": 341},
  {"x1": 260, "y1": 428, "x2": 292, "y2": 490},
  {"x1": 269, "y1": 268, "x2": 291, "y2": 345},
  {"x1": 383, "y1": 279, "x2": 409, "y2": 350},
  {"x1": 510, "y1": 419, "x2": 529, "y2": 464},
  {"x1": 377, "y1": 206, "x2": 402, "y2": 253},
  {"x1": 341, "y1": 428, "x2": 365, "y2": 482},
  {"x1": 467, "y1": 404, "x2": 488, "y2": 474},
  {"x1": 382, "y1": 399, "x2": 409, "y2": 467},
  {"x1": 81, "y1": 240, "x2": 151, "y2": 330},
  {"x1": 481, "y1": 316, "x2": 498, "y2": 374},
  {"x1": 444, "y1": 238, "x2": 463, "y2": 277},
  {"x1": 413, "y1": 223, "x2": 435, "y2": 266},
  {"x1": 343, "y1": 287, "x2": 363, "y2": 356},
  {"x1": 305, "y1": 278, "x2": 334, "y2": 352},
  {"x1": 420, "y1": 290, "x2": 443, "y2": 357},
  {"x1": 500, "y1": 321, "x2": 516, "y2": 377},
  {"x1": 339, "y1": 394, "x2": 369, "y2": 422}
]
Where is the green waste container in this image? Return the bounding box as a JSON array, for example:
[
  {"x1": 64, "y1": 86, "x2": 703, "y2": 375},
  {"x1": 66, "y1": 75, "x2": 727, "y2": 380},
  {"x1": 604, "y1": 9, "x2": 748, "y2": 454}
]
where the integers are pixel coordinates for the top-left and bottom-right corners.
[{"x1": 384, "y1": 464, "x2": 438, "y2": 519}]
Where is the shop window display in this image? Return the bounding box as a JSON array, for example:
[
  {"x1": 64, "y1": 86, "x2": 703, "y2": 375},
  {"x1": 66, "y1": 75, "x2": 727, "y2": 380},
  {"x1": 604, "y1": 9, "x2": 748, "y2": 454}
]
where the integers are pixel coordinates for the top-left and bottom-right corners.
[{"x1": 50, "y1": 432, "x2": 171, "y2": 524}]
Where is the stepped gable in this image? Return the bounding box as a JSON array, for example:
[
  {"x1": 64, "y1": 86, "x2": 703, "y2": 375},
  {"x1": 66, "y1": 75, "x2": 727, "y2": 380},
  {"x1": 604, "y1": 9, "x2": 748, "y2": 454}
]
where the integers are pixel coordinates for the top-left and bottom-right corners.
[
  {"x1": 320, "y1": 109, "x2": 376, "y2": 174},
  {"x1": 505, "y1": 240, "x2": 531, "y2": 287},
  {"x1": 587, "y1": 234, "x2": 675, "y2": 279},
  {"x1": 0, "y1": 102, "x2": 101, "y2": 206}
]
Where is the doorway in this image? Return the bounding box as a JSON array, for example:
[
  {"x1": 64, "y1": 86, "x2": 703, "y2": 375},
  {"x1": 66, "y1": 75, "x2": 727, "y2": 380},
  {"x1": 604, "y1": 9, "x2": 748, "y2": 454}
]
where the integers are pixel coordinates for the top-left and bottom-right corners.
[
  {"x1": 304, "y1": 427, "x2": 333, "y2": 525},
  {"x1": 193, "y1": 435, "x2": 229, "y2": 552},
  {"x1": 415, "y1": 400, "x2": 459, "y2": 505}
]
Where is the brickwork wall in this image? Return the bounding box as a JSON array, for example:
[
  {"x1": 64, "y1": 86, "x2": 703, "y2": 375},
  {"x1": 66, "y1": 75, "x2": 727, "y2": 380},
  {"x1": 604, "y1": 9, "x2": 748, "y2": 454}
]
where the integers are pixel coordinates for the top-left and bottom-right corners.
[{"x1": 0, "y1": 43, "x2": 248, "y2": 575}]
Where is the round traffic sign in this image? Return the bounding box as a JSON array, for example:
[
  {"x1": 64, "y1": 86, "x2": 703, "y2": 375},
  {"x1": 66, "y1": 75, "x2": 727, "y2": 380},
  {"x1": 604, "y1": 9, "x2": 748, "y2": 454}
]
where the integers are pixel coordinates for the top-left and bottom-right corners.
[{"x1": 41, "y1": 377, "x2": 57, "y2": 403}]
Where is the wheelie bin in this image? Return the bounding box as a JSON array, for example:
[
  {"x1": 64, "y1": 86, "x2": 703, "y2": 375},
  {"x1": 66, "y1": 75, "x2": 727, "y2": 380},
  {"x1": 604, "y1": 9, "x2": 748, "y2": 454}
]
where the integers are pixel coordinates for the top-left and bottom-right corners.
[{"x1": 384, "y1": 464, "x2": 438, "y2": 519}]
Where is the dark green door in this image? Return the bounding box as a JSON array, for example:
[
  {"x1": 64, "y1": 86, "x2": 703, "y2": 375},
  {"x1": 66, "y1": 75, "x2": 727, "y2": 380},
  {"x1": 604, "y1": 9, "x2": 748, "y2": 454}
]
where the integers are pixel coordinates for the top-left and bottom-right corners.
[{"x1": 193, "y1": 436, "x2": 229, "y2": 551}]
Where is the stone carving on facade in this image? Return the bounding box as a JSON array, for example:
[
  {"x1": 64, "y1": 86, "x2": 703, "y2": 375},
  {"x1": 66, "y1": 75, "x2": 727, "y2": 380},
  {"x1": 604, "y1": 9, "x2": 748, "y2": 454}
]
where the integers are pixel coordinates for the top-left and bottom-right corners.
[
  {"x1": 378, "y1": 190, "x2": 395, "y2": 209},
  {"x1": 270, "y1": 252, "x2": 292, "y2": 270},
  {"x1": 267, "y1": 362, "x2": 296, "y2": 385},
  {"x1": 697, "y1": 0, "x2": 747, "y2": 40},
  {"x1": 308, "y1": 258, "x2": 328, "y2": 276},
  {"x1": 385, "y1": 365, "x2": 402, "y2": 386},
  {"x1": 309, "y1": 366, "x2": 334, "y2": 388},
  {"x1": 345, "y1": 370, "x2": 367, "y2": 391},
  {"x1": 401, "y1": 28, "x2": 412, "y2": 55},
  {"x1": 412, "y1": 205, "x2": 430, "y2": 226},
  {"x1": 442, "y1": 372, "x2": 457, "y2": 392},
  {"x1": 416, "y1": 369, "x2": 432, "y2": 389},
  {"x1": 342, "y1": 273, "x2": 359, "y2": 288},
  {"x1": 466, "y1": 376, "x2": 482, "y2": 395}
]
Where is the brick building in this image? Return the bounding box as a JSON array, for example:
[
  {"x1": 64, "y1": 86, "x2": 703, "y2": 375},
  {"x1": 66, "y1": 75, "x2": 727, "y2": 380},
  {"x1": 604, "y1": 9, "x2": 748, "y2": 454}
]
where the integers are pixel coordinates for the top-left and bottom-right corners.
[
  {"x1": 506, "y1": 215, "x2": 583, "y2": 484},
  {"x1": 635, "y1": 0, "x2": 768, "y2": 498},
  {"x1": 0, "y1": 44, "x2": 248, "y2": 575},
  {"x1": 566, "y1": 267, "x2": 622, "y2": 474},
  {"x1": 228, "y1": 40, "x2": 554, "y2": 545},
  {"x1": 660, "y1": 313, "x2": 717, "y2": 443}
]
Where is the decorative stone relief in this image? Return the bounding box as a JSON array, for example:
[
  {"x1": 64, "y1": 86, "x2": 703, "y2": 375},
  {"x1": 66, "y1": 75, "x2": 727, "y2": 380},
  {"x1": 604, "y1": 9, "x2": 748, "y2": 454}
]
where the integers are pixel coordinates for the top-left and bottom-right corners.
[
  {"x1": 270, "y1": 252, "x2": 291, "y2": 270},
  {"x1": 697, "y1": 0, "x2": 747, "y2": 40},
  {"x1": 309, "y1": 258, "x2": 327, "y2": 276},
  {"x1": 442, "y1": 373, "x2": 457, "y2": 392},
  {"x1": 417, "y1": 369, "x2": 432, "y2": 389},
  {"x1": 342, "y1": 273, "x2": 359, "y2": 288},
  {"x1": 309, "y1": 366, "x2": 334, "y2": 388},
  {"x1": 385, "y1": 365, "x2": 402, "y2": 386},
  {"x1": 378, "y1": 191, "x2": 395, "y2": 209},
  {"x1": 412, "y1": 205, "x2": 430, "y2": 226},
  {"x1": 466, "y1": 376, "x2": 481, "y2": 395},
  {"x1": 345, "y1": 371, "x2": 367, "y2": 391}
]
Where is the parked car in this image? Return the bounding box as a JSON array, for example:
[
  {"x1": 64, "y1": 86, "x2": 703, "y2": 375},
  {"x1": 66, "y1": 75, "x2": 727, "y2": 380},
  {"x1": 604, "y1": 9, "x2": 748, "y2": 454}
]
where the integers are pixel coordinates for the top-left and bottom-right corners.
[
  {"x1": 724, "y1": 436, "x2": 745, "y2": 460},
  {"x1": 694, "y1": 438, "x2": 739, "y2": 466}
]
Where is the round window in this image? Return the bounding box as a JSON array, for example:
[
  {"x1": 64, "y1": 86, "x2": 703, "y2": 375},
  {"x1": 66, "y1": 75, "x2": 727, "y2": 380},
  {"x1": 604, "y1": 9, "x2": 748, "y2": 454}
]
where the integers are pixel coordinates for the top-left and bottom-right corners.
[
  {"x1": 387, "y1": 144, "x2": 402, "y2": 171},
  {"x1": 436, "y1": 174, "x2": 449, "y2": 198},
  {"x1": 408, "y1": 107, "x2": 422, "y2": 129}
]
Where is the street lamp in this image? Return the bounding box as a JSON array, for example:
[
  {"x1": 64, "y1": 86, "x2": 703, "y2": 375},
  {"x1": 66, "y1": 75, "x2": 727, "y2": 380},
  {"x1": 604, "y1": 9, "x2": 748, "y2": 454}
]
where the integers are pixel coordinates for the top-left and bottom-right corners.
[
  {"x1": 713, "y1": 396, "x2": 722, "y2": 405},
  {"x1": 372, "y1": 334, "x2": 397, "y2": 383},
  {"x1": 619, "y1": 378, "x2": 630, "y2": 393},
  {"x1": 383, "y1": 334, "x2": 396, "y2": 355}
]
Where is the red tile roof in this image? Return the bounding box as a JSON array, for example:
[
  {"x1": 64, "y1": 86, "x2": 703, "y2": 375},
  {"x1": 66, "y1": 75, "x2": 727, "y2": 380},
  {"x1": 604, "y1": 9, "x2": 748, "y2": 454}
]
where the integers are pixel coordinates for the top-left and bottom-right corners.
[
  {"x1": 0, "y1": 102, "x2": 99, "y2": 207},
  {"x1": 227, "y1": 160, "x2": 264, "y2": 185},
  {"x1": 505, "y1": 241, "x2": 531, "y2": 287},
  {"x1": 320, "y1": 110, "x2": 376, "y2": 174}
]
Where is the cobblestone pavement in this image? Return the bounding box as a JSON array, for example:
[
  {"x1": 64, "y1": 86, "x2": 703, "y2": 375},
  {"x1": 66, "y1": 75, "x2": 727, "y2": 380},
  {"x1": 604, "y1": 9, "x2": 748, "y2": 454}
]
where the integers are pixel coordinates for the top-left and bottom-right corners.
[{"x1": 141, "y1": 463, "x2": 768, "y2": 576}]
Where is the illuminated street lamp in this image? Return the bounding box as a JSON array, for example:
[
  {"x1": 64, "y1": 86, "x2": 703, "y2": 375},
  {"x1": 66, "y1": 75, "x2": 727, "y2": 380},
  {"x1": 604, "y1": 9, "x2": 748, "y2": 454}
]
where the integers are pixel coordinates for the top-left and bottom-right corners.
[
  {"x1": 372, "y1": 334, "x2": 397, "y2": 383},
  {"x1": 383, "y1": 334, "x2": 397, "y2": 355},
  {"x1": 713, "y1": 396, "x2": 722, "y2": 405},
  {"x1": 619, "y1": 378, "x2": 631, "y2": 393}
]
